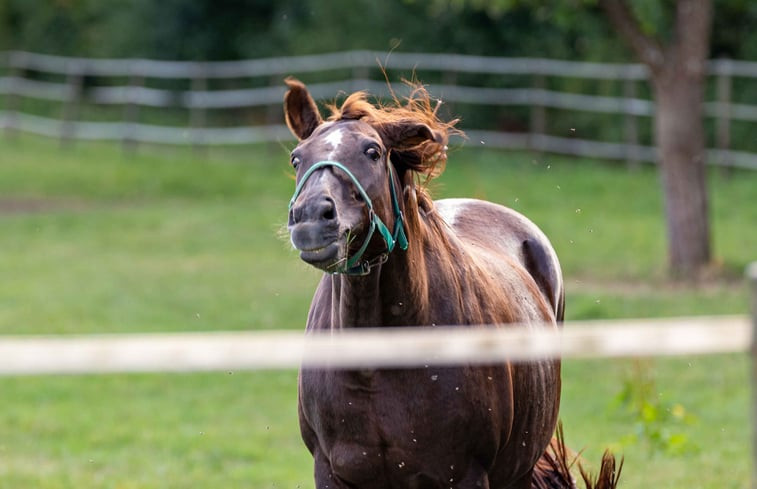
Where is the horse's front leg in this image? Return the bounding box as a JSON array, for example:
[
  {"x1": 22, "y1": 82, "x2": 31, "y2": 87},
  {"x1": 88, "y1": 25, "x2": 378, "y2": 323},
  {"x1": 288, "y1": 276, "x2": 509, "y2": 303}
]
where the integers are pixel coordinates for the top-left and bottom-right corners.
[
  {"x1": 313, "y1": 448, "x2": 352, "y2": 489},
  {"x1": 455, "y1": 461, "x2": 491, "y2": 489}
]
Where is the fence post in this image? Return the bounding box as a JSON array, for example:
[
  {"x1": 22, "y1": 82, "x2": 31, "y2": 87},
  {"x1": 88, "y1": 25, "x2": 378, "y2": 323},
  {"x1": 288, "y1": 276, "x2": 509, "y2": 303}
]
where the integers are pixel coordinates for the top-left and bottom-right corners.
[
  {"x1": 529, "y1": 74, "x2": 546, "y2": 153},
  {"x1": 265, "y1": 74, "x2": 282, "y2": 154},
  {"x1": 623, "y1": 77, "x2": 640, "y2": 170},
  {"x1": 190, "y1": 64, "x2": 207, "y2": 155},
  {"x1": 352, "y1": 64, "x2": 370, "y2": 93},
  {"x1": 122, "y1": 63, "x2": 143, "y2": 154},
  {"x1": 3, "y1": 63, "x2": 20, "y2": 139},
  {"x1": 748, "y1": 262, "x2": 757, "y2": 489},
  {"x1": 441, "y1": 70, "x2": 457, "y2": 120},
  {"x1": 60, "y1": 61, "x2": 83, "y2": 147},
  {"x1": 716, "y1": 58, "x2": 733, "y2": 175}
]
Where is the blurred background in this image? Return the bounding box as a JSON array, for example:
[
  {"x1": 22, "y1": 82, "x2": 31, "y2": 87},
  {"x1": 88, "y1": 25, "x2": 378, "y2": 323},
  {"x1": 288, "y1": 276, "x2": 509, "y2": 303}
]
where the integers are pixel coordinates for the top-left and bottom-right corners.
[{"x1": 0, "y1": 1, "x2": 755, "y2": 488}]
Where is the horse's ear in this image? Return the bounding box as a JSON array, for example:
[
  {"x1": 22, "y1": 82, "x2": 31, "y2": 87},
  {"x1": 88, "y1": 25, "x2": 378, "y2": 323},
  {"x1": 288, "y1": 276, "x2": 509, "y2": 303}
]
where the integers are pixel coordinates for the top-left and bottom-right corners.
[
  {"x1": 284, "y1": 77, "x2": 323, "y2": 140},
  {"x1": 380, "y1": 120, "x2": 443, "y2": 151}
]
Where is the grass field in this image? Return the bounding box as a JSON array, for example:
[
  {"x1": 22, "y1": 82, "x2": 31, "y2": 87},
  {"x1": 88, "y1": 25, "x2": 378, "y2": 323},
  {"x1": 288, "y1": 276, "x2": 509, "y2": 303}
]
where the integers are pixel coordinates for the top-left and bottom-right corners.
[{"x1": 0, "y1": 135, "x2": 755, "y2": 488}]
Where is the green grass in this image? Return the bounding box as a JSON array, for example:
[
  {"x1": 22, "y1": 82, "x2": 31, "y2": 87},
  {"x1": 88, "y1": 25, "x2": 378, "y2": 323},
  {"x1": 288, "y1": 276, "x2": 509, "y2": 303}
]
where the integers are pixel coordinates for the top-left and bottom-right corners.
[
  {"x1": 0, "y1": 371, "x2": 310, "y2": 489},
  {"x1": 0, "y1": 135, "x2": 755, "y2": 488}
]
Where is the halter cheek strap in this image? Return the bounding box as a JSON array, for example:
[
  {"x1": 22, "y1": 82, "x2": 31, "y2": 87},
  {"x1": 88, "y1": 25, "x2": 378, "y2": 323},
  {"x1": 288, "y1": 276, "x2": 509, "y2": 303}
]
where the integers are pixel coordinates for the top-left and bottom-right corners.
[{"x1": 288, "y1": 160, "x2": 408, "y2": 275}]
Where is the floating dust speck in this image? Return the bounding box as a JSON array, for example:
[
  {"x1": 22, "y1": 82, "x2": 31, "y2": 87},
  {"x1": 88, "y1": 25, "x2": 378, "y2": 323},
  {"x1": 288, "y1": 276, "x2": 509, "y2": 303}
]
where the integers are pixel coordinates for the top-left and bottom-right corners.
[{"x1": 430, "y1": 374, "x2": 438, "y2": 381}]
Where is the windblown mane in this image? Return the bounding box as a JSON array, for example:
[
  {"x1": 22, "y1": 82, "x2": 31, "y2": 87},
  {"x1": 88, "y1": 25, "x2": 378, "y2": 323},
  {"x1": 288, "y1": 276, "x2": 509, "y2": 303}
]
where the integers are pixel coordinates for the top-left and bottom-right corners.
[{"x1": 326, "y1": 83, "x2": 459, "y2": 192}]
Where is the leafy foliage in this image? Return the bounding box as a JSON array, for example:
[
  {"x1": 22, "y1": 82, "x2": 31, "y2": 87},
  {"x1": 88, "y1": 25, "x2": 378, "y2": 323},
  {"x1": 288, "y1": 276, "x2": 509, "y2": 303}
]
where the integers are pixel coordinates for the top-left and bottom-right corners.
[
  {"x1": 1, "y1": 0, "x2": 755, "y2": 61},
  {"x1": 610, "y1": 359, "x2": 698, "y2": 456}
]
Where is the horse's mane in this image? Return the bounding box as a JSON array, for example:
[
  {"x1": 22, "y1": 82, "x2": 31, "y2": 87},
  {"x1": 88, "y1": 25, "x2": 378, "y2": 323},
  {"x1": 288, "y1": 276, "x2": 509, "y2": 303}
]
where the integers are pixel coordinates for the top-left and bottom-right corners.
[{"x1": 326, "y1": 83, "x2": 460, "y2": 195}]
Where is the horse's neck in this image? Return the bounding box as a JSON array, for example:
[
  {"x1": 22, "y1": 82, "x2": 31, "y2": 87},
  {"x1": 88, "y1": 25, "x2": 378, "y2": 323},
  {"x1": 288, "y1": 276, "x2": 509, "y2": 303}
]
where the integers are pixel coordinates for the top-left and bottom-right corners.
[
  {"x1": 329, "y1": 211, "x2": 458, "y2": 329},
  {"x1": 330, "y1": 271, "x2": 383, "y2": 328}
]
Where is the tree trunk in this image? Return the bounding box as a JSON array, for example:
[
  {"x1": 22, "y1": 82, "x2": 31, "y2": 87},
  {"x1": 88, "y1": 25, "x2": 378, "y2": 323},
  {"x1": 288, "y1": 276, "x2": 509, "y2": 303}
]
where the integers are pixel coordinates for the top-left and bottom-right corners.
[
  {"x1": 652, "y1": 68, "x2": 711, "y2": 278},
  {"x1": 599, "y1": 0, "x2": 713, "y2": 279}
]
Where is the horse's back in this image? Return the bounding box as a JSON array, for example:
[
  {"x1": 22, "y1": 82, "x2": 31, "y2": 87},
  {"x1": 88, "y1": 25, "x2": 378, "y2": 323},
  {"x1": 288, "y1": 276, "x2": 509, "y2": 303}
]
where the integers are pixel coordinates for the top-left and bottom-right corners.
[{"x1": 434, "y1": 198, "x2": 564, "y2": 321}]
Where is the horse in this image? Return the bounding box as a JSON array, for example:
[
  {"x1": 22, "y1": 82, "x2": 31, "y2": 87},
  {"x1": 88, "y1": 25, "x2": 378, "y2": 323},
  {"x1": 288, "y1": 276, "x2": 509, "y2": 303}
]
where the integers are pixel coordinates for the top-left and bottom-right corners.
[{"x1": 283, "y1": 77, "x2": 618, "y2": 489}]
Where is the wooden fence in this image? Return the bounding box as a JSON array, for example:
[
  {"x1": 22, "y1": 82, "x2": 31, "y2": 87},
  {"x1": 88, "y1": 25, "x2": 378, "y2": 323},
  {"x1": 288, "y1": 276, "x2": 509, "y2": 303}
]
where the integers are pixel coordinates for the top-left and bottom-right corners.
[{"x1": 1, "y1": 50, "x2": 756, "y2": 169}]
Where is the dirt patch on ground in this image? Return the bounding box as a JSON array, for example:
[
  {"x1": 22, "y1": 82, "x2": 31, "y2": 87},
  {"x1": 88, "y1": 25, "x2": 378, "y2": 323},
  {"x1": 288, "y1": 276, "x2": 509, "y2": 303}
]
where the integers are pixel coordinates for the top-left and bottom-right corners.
[
  {"x1": 0, "y1": 197, "x2": 87, "y2": 215},
  {"x1": 567, "y1": 274, "x2": 746, "y2": 295}
]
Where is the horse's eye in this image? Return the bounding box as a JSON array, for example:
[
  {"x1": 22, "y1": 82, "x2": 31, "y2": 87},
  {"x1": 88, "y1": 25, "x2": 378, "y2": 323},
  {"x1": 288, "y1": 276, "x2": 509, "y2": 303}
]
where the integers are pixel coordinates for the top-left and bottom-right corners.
[
  {"x1": 365, "y1": 147, "x2": 381, "y2": 161},
  {"x1": 291, "y1": 155, "x2": 301, "y2": 169}
]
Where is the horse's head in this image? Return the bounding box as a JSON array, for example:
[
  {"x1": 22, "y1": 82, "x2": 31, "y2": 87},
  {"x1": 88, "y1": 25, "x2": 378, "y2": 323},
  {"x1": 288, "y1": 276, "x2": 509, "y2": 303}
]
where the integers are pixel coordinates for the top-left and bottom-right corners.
[{"x1": 284, "y1": 78, "x2": 449, "y2": 275}]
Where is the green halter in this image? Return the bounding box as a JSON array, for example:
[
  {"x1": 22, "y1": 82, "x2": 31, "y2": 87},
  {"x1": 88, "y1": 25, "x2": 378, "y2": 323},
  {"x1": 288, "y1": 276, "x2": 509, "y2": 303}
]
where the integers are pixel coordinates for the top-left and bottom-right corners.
[{"x1": 288, "y1": 160, "x2": 408, "y2": 275}]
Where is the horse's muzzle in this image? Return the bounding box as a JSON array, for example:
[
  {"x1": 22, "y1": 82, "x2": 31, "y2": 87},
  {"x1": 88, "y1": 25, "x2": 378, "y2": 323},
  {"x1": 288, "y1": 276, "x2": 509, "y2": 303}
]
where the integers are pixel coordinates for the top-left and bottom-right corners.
[
  {"x1": 289, "y1": 220, "x2": 342, "y2": 269},
  {"x1": 299, "y1": 241, "x2": 340, "y2": 267},
  {"x1": 289, "y1": 192, "x2": 344, "y2": 269}
]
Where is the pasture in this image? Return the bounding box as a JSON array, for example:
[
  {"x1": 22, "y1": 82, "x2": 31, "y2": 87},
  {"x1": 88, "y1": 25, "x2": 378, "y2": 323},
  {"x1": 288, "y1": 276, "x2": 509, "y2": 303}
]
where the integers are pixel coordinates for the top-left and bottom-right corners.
[{"x1": 0, "y1": 135, "x2": 754, "y2": 488}]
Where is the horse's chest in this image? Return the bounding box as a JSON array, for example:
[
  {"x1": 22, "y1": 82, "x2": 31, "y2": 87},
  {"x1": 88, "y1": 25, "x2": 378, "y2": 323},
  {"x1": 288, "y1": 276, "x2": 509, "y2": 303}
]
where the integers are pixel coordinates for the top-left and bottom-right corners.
[{"x1": 299, "y1": 367, "x2": 505, "y2": 485}]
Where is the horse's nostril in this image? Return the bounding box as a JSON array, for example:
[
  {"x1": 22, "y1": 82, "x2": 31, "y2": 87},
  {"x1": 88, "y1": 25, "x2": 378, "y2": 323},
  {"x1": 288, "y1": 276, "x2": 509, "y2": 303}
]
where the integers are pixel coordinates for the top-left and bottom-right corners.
[{"x1": 320, "y1": 197, "x2": 336, "y2": 222}]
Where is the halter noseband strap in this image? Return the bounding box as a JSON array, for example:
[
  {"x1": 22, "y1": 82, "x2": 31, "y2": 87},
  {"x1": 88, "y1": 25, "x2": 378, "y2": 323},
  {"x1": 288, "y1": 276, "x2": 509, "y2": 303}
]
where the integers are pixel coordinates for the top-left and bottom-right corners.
[{"x1": 288, "y1": 160, "x2": 408, "y2": 275}]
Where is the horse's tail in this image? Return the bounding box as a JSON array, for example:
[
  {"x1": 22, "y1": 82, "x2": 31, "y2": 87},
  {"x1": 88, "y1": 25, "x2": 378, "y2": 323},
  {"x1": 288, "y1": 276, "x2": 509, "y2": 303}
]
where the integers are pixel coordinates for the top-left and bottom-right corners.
[
  {"x1": 531, "y1": 423, "x2": 623, "y2": 489},
  {"x1": 531, "y1": 426, "x2": 575, "y2": 489},
  {"x1": 578, "y1": 451, "x2": 623, "y2": 489}
]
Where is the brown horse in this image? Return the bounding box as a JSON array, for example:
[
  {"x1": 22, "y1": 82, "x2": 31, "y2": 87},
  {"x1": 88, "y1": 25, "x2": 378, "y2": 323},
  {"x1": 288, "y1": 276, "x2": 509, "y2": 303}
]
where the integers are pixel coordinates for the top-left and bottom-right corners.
[{"x1": 284, "y1": 78, "x2": 616, "y2": 489}]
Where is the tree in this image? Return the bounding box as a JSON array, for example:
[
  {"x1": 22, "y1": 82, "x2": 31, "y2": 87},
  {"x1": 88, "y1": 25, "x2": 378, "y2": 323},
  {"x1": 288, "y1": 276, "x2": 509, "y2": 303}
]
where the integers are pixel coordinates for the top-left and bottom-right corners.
[
  {"x1": 436, "y1": 0, "x2": 717, "y2": 279},
  {"x1": 599, "y1": 0, "x2": 713, "y2": 278}
]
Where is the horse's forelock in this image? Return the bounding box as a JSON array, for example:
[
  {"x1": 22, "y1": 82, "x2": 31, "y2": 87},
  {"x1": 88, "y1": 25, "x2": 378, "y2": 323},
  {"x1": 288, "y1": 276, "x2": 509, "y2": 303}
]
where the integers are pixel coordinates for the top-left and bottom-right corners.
[{"x1": 326, "y1": 84, "x2": 459, "y2": 186}]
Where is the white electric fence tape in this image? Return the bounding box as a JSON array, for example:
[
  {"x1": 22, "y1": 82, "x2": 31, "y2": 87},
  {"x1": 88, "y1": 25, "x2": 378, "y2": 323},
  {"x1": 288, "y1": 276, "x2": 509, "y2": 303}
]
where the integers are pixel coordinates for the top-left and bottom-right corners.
[{"x1": 0, "y1": 315, "x2": 748, "y2": 375}]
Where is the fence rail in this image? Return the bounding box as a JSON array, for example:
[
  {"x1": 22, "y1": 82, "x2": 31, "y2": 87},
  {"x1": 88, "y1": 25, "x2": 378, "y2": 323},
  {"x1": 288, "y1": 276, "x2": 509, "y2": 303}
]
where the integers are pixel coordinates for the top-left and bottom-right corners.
[
  {"x1": 1, "y1": 50, "x2": 756, "y2": 168},
  {"x1": 0, "y1": 315, "x2": 750, "y2": 375},
  {"x1": 0, "y1": 260, "x2": 754, "y2": 374}
]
